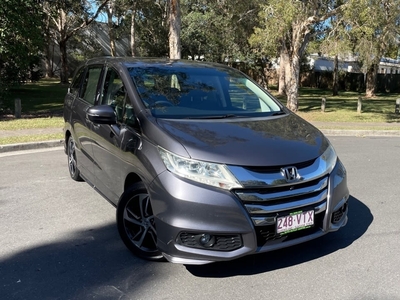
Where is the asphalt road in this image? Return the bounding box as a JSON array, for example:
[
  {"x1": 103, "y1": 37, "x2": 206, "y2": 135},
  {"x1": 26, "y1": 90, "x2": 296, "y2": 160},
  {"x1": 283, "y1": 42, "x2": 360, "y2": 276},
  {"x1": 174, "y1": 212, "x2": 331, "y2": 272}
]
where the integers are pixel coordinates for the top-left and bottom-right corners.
[{"x1": 1, "y1": 136, "x2": 399, "y2": 300}]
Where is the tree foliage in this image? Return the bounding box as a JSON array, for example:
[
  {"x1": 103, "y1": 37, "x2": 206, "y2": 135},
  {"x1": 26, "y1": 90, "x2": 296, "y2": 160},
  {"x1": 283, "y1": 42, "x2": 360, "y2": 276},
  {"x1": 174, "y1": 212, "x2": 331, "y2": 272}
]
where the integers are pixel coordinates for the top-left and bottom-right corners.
[
  {"x1": 181, "y1": 0, "x2": 261, "y2": 63},
  {"x1": 250, "y1": 0, "x2": 347, "y2": 111},
  {"x1": 343, "y1": 0, "x2": 400, "y2": 97},
  {"x1": 2, "y1": 0, "x2": 400, "y2": 111},
  {"x1": 42, "y1": 0, "x2": 109, "y2": 83},
  {"x1": 0, "y1": 0, "x2": 44, "y2": 88}
]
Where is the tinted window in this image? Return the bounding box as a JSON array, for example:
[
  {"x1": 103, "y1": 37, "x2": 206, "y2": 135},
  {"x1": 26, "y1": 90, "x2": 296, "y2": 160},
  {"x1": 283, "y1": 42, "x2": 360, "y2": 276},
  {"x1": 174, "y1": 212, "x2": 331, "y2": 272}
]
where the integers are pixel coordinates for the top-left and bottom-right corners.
[
  {"x1": 126, "y1": 64, "x2": 281, "y2": 119},
  {"x1": 81, "y1": 66, "x2": 102, "y2": 105},
  {"x1": 102, "y1": 68, "x2": 135, "y2": 126},
  {"x1": 69, "y1": 67, "x2": 85, "y2": 95}
]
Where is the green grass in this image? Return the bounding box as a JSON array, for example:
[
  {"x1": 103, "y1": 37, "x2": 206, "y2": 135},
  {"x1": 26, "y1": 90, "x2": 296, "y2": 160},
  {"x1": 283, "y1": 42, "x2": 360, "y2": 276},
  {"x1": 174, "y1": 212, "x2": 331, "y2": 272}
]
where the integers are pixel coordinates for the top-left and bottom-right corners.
[
  {"x1": 273, "y1": 87, "x2": 400, "y2": 124},
  {"x1": 4, "y1": 78, "x2": 68, "y2": 113},
  {"x1": 0, "y1": 133, "x2": 63, "y2": 145},
  {"x1": 0, "y1": 117, "x2": 63, "y2": 130}
]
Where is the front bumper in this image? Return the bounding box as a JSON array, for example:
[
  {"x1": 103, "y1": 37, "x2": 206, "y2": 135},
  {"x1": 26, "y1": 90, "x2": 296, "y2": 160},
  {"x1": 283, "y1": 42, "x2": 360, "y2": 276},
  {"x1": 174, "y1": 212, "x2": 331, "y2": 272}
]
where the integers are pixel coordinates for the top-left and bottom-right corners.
[{"x1": 149, "y1": 159, "x2": 349, "y2": 265}]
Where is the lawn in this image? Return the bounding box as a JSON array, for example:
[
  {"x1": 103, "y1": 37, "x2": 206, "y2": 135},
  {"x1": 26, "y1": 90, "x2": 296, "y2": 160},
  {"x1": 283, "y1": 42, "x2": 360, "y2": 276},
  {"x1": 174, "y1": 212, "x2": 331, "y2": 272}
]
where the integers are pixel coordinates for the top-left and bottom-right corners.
[
  {"x1": 1, "y1": 79, "x2": 68, "y2": 116},
  {"x1": 274, "y1": 87, "x2": 400, "y2": 124}
]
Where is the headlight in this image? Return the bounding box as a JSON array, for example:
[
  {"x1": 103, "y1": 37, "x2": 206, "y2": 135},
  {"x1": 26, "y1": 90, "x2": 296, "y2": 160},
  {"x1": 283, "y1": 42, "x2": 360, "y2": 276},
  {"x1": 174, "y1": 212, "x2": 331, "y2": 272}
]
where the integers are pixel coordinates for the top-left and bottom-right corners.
[
  {"x1": 321, "y1": 143, "x2": 337, "y2": 174},
  {"x1": 158, "y1": 147, "x2": 242, "y2": 190}
]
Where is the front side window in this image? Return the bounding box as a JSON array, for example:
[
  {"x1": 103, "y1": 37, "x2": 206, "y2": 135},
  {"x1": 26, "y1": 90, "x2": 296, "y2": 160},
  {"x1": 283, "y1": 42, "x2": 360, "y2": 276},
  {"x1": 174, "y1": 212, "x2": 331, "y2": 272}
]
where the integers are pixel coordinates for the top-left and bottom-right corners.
[
  {"x1": 102, "y1": 68, "x2": 135, "y2": 126},
  {"x1": 126, "y1": 63, "x2": 282, "y2": 119}
]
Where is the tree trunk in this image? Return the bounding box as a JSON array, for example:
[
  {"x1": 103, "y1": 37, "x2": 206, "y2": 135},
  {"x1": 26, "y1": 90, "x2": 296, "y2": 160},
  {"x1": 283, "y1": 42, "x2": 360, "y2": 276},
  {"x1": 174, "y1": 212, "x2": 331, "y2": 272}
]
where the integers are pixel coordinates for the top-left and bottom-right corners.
[
  {"x1": 59, "y1": 9, "x2": 69, "y2": 84},
  {"x1": 107, "y1": 3, "x2": 116, "y2": 57},
  {"x1": 365, "y1": 64, "x2": 377, "y2": 98},
  {"x1": 285, "y1": 23, "x2": 310, "y2": 112},
  {"x1": 332, "y1": 54, "x2": 338, "y2": 96},
  {"x1": 278, "y1": 48, "x2": 289, "y2": 96},
  {"x1": 286, "y1": 56, "x2": 301, "y2": 112},
  {"x1": 169, "y1": 0, "x2": 181, "y2": 59},
  {"x1": 130, "y1": 3, "x2": 137, "y2": 57},
  {"x1": 43, "y1": 9, "x2": 54, "y2": 78},
  {"x1": 59, "y1": 40, "x2": 69, "y2": 84},
  {"x1": 44, "y1": 43, "x2": 54, "y2": 78}
]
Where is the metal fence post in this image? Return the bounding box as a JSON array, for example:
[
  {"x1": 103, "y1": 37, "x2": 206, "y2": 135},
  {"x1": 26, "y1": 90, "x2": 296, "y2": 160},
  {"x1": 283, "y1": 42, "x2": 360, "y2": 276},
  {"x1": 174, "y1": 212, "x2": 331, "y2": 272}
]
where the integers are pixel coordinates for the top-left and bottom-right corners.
[
  {"x1": 357, "y1": 96, "x2": 362, "y2": 114},
  {"x1": 321, "y1": 97, "x2": 326, "y2": 112},
  {"x1": 15, "y1": 98, "x2": 21, "y2": 119}
]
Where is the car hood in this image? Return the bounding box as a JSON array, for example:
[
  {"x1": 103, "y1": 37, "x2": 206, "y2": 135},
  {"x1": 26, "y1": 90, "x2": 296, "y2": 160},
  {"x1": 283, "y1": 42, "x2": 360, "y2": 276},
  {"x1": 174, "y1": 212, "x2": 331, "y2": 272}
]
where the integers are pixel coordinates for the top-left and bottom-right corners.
[{"x1": 156, "y1": 114, "x2": 328, "y2": 166}]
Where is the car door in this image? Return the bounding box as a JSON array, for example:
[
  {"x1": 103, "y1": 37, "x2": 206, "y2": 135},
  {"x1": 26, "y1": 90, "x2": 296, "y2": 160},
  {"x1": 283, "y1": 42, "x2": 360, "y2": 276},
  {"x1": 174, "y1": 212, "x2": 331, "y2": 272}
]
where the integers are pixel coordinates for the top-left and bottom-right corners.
[
  {"x1": 70, "y1": 65, "x2": 104, "y2": 185},
  {"x1": 91, "y1": 67, "x2": 142, "y2": 204}
]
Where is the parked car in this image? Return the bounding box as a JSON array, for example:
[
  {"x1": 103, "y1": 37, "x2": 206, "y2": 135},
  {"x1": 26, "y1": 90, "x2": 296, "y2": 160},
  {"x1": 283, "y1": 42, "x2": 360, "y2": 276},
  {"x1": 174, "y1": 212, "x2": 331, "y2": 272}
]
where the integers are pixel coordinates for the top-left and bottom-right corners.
[{"x1": 63, "y1": 57, "x2": 349, "y2": 264}]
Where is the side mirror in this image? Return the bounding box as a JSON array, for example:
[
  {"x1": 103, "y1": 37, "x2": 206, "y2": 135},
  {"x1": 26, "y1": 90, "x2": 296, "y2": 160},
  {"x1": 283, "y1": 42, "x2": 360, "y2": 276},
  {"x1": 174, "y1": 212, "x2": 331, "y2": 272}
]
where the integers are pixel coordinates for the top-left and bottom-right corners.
[{"x1": 86, "y1": 105, "x2": 117, "y2": 125}]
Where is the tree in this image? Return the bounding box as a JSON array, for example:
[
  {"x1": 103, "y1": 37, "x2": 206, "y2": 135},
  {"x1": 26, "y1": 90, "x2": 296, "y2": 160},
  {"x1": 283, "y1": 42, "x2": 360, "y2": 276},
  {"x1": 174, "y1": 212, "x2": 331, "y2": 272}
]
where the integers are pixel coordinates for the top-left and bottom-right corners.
[
  {"x1": 128, "y1": 0, "x2": 138, "y2": 56},
  {"x1": 131, "y1": 0, "x2": 169, "y2": 57},
  {"x1": 99, "y1": 0, "x2": 131, "y2": 57},
  {"x1": 105, "y1": 0, "x2": 117, "y2": 56},
  {"x1": 117, "y1": 0, "x2": 169, "y2": 57},
  {"x1": 169, "y1": 0, "x2": 182, "y2": 59},
  {"x1": 42, "y1": 0, "x2": 110, "y2": 83},
  {"x1": 181, "y1": 0, "x2": 261, "y2": 63},
  {"x1": 343, "y1": 0, "x2": 400, "y2": 97},
  {"x1": 250, "y1": 0, "x2": 346, "y2": 111},
  {"x1": 318, "y1": 18, "x2": 352, "y2": 96},
  {"x1": 0, "y1": 0, "x2": 44, "y2": 108}
]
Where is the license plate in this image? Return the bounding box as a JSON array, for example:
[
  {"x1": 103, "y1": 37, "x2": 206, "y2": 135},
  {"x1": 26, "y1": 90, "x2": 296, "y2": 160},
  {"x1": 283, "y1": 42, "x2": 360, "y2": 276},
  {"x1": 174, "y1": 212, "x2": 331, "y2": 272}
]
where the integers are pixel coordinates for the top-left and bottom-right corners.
[{"x1": 276, "y1": 210, "x2": 314, "y2": 235}]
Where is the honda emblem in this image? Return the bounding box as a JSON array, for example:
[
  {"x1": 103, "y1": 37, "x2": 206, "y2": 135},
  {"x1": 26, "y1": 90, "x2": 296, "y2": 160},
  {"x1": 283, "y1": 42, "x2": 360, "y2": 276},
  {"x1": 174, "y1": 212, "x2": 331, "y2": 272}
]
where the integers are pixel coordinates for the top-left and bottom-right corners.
[{"x1": 280, "y1": 166, "x2": 299, "y2": 183}]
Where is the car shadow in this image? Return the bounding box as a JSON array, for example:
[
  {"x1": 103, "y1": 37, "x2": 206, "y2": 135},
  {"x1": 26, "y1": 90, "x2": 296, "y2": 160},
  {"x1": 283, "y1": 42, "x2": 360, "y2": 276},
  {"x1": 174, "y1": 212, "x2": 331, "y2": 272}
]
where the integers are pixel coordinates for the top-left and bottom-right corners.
[
  {"x1": 186, "y1": 195, "x2": 373, "y2": 277},
  {"x1": 0, "y1": 223, "x2": 160, "y2": 300},
  {"x1": 0, "y1": 195, "x2": 373, "y2": 297}
]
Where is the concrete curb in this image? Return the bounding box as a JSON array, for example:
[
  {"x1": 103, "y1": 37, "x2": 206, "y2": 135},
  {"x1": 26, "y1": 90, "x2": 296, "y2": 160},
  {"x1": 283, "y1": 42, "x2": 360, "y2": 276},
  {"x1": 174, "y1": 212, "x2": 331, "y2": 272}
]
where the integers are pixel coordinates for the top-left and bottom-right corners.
[
  {"x1": 0, "y1": 139, "x2": 64, "y2": 153},
  {"x1": 320, "y1": 129, "x2": 400, "y2": 137}
]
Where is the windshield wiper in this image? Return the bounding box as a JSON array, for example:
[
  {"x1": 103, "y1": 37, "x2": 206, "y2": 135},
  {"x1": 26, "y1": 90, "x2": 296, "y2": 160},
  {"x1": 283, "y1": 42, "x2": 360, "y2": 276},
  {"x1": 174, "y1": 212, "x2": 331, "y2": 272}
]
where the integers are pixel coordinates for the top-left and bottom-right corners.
[
  {"x1": 186, "y1": 114, "x2": 242, "y2": 119},
  {"x1": 271, "y1": 111, "x2": 286, "y2": 116}
]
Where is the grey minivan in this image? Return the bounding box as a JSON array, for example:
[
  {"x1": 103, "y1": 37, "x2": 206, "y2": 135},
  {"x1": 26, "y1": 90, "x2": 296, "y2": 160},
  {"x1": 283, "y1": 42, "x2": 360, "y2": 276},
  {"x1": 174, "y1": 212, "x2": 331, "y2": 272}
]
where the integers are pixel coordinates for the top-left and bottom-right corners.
[{"x1": 63, "y1": 57, "x2": 349, "y2": 265}]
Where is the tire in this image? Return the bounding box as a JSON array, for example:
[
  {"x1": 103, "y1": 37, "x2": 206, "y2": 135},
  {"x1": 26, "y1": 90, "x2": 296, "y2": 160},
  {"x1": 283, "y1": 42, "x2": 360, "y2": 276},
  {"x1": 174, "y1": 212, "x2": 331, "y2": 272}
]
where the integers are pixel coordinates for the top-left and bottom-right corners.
[
  {"x1": 67, "y1": 136, "x2": 83, "y2": 181},
  {"x1": 117, "y1": 182, "x2": 164, "y2": 261}
]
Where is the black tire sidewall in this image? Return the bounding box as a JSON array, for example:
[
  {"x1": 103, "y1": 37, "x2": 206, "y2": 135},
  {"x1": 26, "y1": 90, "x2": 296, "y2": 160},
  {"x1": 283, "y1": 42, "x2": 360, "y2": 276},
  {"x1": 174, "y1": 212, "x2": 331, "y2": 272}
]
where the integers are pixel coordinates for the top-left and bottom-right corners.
[
  {"x1": 67, "y1": 136, "x2": 82, "y2": 181},
  {"x1": 116, "y1": 182, "x2": 164, "y2": 261}
]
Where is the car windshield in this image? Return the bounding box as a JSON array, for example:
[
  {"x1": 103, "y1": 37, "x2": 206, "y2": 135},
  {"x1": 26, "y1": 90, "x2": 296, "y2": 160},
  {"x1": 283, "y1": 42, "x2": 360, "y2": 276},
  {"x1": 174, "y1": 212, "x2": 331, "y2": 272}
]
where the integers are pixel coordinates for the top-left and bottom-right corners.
[{"x1": 126, "y1": 62, "x2": 282, "y2": 119}]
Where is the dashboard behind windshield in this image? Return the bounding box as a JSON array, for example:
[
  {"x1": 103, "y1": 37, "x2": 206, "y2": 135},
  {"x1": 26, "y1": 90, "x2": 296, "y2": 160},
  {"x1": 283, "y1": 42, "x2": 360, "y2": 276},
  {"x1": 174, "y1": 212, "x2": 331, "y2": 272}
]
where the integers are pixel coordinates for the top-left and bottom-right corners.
[{"x1": 126, "y1": 64, "x2": 282, "y2": 119}]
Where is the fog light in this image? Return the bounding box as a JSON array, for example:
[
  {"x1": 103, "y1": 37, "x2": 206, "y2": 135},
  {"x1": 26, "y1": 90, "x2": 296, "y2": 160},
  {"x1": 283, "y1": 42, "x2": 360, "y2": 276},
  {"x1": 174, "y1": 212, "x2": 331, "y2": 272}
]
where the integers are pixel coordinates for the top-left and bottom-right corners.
[
  {"x1": 178, "y1": 232, "x2": 242, "y2": 251},
  {"x1": 199, "y1": 234, "x2": 215, "y2": 247}
]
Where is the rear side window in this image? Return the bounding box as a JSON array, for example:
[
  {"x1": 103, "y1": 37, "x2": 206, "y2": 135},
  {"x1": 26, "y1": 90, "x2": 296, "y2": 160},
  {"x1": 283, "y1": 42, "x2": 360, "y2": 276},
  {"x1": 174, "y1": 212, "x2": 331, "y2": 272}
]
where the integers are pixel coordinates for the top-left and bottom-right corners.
[
  {"x1": 80, "y1": 66, "x2": 103, "y2": 105},
  {"x1": 69, "y1": 67, "x2": 85, "y2": 95}
]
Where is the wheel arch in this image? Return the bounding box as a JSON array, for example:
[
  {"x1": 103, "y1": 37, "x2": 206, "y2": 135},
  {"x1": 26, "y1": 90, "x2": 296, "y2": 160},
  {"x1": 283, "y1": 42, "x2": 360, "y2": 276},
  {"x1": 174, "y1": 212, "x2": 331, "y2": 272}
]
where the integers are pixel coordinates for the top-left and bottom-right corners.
[
  {"x1": 124, "y1": 173, "x2": 143, "y2": 192},
  {"x1": 64, "y1": 129, "x2": 71, "y2": 154}
]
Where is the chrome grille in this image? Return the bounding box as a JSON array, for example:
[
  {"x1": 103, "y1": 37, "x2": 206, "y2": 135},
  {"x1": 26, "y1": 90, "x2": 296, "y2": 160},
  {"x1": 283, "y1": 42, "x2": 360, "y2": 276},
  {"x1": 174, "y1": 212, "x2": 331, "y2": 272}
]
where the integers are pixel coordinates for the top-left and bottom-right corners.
[{"x1": 233, "y1": 175, "x2": 329, "y2": 247}]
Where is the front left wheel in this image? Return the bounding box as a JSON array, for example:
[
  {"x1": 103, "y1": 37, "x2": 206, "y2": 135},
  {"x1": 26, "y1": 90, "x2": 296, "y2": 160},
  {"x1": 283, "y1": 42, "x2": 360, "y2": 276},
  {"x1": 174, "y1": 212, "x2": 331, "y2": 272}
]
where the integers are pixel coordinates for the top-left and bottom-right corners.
[
  {"x1": 67, "y1": 136, "x2": 82, "y2": 181},
  {"x1": 116, "y1": 182, "x2": 164, "y2": 261}
]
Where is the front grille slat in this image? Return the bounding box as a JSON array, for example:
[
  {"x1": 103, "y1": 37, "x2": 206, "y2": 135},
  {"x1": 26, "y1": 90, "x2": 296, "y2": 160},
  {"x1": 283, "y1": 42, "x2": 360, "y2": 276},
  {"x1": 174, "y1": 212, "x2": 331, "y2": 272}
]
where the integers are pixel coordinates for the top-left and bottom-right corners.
[
  {"x1": 245, "y1": 190, "x2": 327, "y2": 214},
  {"x1": 236, "y1": 177, "x2": 328, "y2": 202}
]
